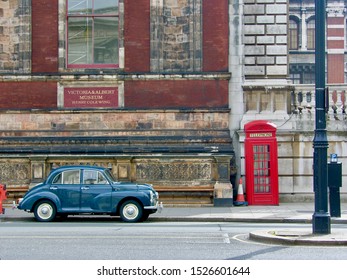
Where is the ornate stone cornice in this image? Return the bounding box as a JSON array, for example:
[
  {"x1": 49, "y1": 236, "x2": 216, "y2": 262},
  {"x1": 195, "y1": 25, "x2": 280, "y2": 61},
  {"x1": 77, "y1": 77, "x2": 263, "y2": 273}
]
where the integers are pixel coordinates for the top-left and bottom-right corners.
[
  {"x1": 326, "y1": 6, "x2": 346, "y2": 17},
  {"x1": 0, "y1": 73, "x2": 231, "y2": 82}
]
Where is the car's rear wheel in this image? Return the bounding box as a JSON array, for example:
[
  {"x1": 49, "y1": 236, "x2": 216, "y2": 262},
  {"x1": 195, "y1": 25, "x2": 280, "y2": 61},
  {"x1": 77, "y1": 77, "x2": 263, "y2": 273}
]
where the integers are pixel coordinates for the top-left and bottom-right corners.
[
  {"x1": 34, "y1": 200, "x2": 56, "y2": 222},
  {"x1": 120, "y1": 200, "x2": 143, "y2": 223}
]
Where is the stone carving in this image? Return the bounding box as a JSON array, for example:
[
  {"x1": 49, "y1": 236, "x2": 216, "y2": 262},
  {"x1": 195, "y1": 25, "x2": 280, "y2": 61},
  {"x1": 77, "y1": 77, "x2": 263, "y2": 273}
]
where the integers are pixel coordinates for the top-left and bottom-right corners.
[
  {"x1": 0, "y1": 162, "x2": 30, "y2": 183},
  {"x1": 136, "y1": 162, "x2": 212, "y2": 181}
]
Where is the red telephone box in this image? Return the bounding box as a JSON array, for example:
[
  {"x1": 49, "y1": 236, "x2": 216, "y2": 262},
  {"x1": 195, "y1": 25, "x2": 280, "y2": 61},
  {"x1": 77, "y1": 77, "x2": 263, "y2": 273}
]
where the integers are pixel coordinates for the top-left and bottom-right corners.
[{"x1": 244, "y1": 120, "x2": 279, "y2": 205}]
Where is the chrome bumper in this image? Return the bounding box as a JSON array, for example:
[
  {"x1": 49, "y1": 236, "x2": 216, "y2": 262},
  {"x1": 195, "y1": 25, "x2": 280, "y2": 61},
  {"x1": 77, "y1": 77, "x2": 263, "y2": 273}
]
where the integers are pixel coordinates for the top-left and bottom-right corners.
[
  {"x1": 12, "y1": 198, "x2": 23, "y2": 209},
  {"x1": 144, "y1": 201, "x2": 163, "y2": 213}
]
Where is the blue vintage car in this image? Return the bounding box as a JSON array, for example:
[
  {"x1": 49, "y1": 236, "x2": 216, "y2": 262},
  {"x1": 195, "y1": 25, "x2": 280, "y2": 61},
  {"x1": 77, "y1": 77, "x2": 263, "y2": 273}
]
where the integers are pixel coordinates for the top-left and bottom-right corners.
[{"x1": 17, "y1": 165, "x2": 161, "y2": 222}]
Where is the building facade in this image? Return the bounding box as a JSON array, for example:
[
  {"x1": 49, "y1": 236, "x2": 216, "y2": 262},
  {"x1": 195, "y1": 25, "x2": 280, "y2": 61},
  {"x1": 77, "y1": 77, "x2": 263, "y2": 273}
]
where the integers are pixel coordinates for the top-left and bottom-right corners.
[
  {"x1": 0, "y1": 0, "x2": 233, "y2": 206},
  {"x1": 289, "y1": 0, "x2": 347, "y2": 84},
  {"x1": 0, "y1": 0, "x2": 346, "y2": 205}
]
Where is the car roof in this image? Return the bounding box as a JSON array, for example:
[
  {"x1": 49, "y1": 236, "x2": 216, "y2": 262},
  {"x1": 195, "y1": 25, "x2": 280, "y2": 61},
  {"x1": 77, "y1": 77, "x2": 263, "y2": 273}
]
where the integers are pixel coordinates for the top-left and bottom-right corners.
[
  {"x1": 49, "y1": 165, "x2": 108, "y2": 175},
  {"x1": 52, "y1": 165, "x2": 107, "y2": 171},
  {"x1": 45, "y1": 166, "x2": 111, "y2": 182}
]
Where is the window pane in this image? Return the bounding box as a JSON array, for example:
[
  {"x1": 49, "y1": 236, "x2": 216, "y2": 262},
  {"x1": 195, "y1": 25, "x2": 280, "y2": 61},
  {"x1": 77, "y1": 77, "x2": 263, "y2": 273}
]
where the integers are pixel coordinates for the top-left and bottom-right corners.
[
  {"x1": 52, "y1": 173, "x2": 62, "y2": 184},
  {"x1": 68, "y1": 0, "x2": 92, "y2": 15},
  {"x1": 290, "y1": 73, "x2": 301, "y2": 84},
  {"x1": 83, "y1": 170, "x2": 98, "y2": 184},
  {"x1": 94, "y1": 0, "x2": 119, "y2": 14},
  {"x1": 94, "y1": 17, "x2": 118, "y2": 64},
  {"x1": 307, "y1": 20, "x2": 315, "y2": 50},
  {"x1": 97, "y1": 172, "x2": 108, "y2": 184},
  {"x1": 289, "y1": 20, "x2": 298, "y2": 50},
  {"x1": 67, "y1": 0, "x2": 119, "y2": 67},
  {"x1": 68, "y1": 17, "x2": 93, "y2": 64},
  {"x1": 63, "y1": 170, "x2": 80, "y2": 184},
  {"x1": 303, "y1": 72, "x2": 315, "y2": 84}
]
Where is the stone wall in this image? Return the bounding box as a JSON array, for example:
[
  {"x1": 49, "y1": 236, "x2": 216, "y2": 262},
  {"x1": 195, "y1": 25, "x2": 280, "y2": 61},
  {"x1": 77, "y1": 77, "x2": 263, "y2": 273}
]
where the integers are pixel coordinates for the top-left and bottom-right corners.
[
  {"x1": 0, "y1": 0, "x2": 31, "y2": 73},
  {"x1": 243, "y1": 0, "x2": 288, "y2": 78},
  {"x1": 150, "y1": 0, "x2": 202, "y2": 72}
]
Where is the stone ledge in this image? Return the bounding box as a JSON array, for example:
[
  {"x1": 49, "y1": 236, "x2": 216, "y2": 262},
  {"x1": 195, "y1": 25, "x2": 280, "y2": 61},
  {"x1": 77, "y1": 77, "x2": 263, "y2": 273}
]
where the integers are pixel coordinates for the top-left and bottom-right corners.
[{"x1": 0, "y1": 73, "x2": 231, "y2": 82}]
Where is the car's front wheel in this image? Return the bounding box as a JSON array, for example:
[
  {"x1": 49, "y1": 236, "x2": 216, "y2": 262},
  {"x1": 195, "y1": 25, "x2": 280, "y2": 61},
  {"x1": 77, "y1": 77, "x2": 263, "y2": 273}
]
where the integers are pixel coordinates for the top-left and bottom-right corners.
[
  {"x1": 34, "y1": 200, "x2": 57, "y2": 222},
  {"x1": 120, "y1": 200, "x2": 143, "y2": 223}
]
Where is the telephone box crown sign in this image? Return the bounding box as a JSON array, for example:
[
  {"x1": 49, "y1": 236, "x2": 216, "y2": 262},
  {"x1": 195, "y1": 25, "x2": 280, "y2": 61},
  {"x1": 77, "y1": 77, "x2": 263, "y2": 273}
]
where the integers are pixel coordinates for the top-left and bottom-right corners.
[{"x1": 244, "y1": 120, "x2": 277, "y2": 138}]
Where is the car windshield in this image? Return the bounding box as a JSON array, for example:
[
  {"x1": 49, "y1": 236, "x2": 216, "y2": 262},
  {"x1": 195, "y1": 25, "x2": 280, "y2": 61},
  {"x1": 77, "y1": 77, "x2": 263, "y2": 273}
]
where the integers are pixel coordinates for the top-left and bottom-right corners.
[{"x1": 104, "y1": 168, "x2": 117, "y2": 182}]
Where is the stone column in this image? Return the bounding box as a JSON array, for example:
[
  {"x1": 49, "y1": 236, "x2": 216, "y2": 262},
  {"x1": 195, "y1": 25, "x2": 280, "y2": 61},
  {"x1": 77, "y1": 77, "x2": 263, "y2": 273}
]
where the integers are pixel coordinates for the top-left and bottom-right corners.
[
  {"x1": 301, "y1": 8, "x2": 307, "y2": 50},
  {"x1": 213, "y1": 155, "x2": 233, "y2": 206}
]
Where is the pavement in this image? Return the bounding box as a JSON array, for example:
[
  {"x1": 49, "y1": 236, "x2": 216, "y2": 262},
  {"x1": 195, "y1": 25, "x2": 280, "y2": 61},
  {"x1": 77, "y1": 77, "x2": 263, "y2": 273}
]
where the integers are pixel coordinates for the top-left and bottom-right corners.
[{"x1": 1, "y1": 202, "x2": 347, "y2": 246}]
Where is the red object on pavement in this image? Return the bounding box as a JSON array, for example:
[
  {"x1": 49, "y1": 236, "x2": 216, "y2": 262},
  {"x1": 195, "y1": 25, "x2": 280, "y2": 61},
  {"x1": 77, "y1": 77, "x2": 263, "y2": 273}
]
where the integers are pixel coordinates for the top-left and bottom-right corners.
[{"x1": 0, "y1": 183, "x2": 7, "y2": 214}]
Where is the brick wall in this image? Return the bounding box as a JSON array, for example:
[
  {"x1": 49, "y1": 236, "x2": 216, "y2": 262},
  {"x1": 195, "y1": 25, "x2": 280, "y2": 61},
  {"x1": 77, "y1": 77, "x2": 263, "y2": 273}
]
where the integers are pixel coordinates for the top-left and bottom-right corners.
[
  {"x1": 328, "y1": 54, "x2": 345, "y2": 83},
  {"x1": 203, "y1": 0, "x2": 229, "y2": 72},
  {"x1": 0, "y1": 82, "x2": 57, "y2": 109},
  {"x1": 124, "y1": 0, "x2": 150, "y2": 73},
  {"x1": 327, "y1": 10, "x2": 345, "y2": 83},
  {"x1": 1, "y1": 1, "x2": 230, "y2": 110},
  {"x1": 32, "y1": 0, "x2": 58, "y2": 73},
  {"x1": 124, "y1": 80, "x2": 229, "y2": 108}
]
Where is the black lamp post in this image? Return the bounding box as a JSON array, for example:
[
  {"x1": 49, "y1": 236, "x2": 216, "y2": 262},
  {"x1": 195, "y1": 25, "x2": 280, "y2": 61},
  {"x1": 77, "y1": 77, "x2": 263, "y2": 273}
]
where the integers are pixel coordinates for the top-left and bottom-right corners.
[{"x1": 312, "y1": 0, "x2": 331, "y2": 234}]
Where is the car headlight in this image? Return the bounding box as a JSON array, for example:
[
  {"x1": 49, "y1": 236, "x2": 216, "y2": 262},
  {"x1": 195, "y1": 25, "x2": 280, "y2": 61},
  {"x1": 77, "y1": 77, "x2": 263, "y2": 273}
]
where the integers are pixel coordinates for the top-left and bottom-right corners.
[
  {"x1": 150, "y1": 191, "x2": 154, "y2": 204},
  {"x1": 150, "y1": 191, "x2": 159, "y2": 204}
]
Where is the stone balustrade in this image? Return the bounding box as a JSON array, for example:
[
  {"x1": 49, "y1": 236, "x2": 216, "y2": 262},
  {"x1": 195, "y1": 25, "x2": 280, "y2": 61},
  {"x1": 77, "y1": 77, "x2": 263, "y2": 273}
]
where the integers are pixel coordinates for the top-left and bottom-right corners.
[
  {"x1": 242, "y1": 83, "x2": 347, "y2": 131},
  {"x1": 291, "y1": 84, "x2": 346, "y2": 120}
]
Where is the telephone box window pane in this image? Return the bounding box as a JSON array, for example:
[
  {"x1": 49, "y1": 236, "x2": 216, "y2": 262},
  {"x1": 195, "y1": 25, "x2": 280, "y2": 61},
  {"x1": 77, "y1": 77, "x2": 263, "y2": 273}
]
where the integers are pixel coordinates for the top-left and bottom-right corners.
[
  {"x1": 253, "y1": 145, "x2": 271, "y2": 193},
  {"x1": 68, "y1": 17, "x2": 93, "y2": 64}
]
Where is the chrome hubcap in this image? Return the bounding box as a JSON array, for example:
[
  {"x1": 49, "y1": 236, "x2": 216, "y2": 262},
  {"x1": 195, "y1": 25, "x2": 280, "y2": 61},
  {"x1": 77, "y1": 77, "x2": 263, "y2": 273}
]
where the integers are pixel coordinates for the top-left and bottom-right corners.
[
  {"x1": 123, "y1": 204, "x2": 139, "y2": 220},
  {"x1": 37, "y1": 203, "x2": 53, "y2": 220}
]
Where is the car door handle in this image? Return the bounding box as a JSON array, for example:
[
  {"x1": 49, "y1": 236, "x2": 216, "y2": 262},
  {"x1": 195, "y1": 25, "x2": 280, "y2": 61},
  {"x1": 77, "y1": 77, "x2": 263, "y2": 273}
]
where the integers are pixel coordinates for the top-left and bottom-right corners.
[
  {"x1": 50, "y1": 186, "x2": 58, "y2": 190},
  {"x1": 81, "y1": 186, "x2": 90, "y2": 190}
]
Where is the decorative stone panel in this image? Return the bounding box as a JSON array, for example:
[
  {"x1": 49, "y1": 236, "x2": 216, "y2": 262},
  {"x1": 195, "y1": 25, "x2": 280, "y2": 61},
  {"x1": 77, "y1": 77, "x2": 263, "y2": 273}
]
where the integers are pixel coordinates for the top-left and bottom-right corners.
[
  {"x1": 0, "y1": 160, "x2": 30, "y2": 184},
  {"x1": 135, "y1": 159, "x2": 212, "y2": 183}
]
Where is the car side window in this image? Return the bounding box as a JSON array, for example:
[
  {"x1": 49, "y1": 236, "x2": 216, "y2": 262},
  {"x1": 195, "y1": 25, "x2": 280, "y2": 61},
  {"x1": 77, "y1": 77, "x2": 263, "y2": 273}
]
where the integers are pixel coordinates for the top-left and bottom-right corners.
[
  {"x1": 62, "y1": 170, "x2": 81, "y2": 184},
  {"x1": 83, "y1": 170, "x2": 109, "y2": 185},
  {"x1": 52, "y1": 173, "x2": 62, "y2": 184},
  {"x1": 97, "y1": 172, "x2": 108, "y2": 184}
]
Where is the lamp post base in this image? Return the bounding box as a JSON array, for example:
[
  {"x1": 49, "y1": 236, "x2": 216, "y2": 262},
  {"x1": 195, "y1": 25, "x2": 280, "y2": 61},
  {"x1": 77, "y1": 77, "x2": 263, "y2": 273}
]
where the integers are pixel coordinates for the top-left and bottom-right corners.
[{"x1": 312, "y1": 212, "x2": 331, "y2": 234}]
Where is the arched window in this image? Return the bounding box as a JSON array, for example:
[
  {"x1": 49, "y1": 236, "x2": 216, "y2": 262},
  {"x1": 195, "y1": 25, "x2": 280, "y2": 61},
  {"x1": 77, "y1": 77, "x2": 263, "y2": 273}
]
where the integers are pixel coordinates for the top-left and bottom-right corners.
[
  {"x1": 289, "y1": 19, "x2": 299, "y2": 50},
  {"x1": 307, "y1": 19, "x2": 315, "y2": 50}
]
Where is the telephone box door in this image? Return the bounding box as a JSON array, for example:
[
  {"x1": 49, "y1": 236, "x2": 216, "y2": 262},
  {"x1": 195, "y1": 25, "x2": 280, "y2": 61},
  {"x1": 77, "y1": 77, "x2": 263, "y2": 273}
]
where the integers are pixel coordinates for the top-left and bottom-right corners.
[{"x1": 245, "y1": 121, "x2": 279, "y2": 205}]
